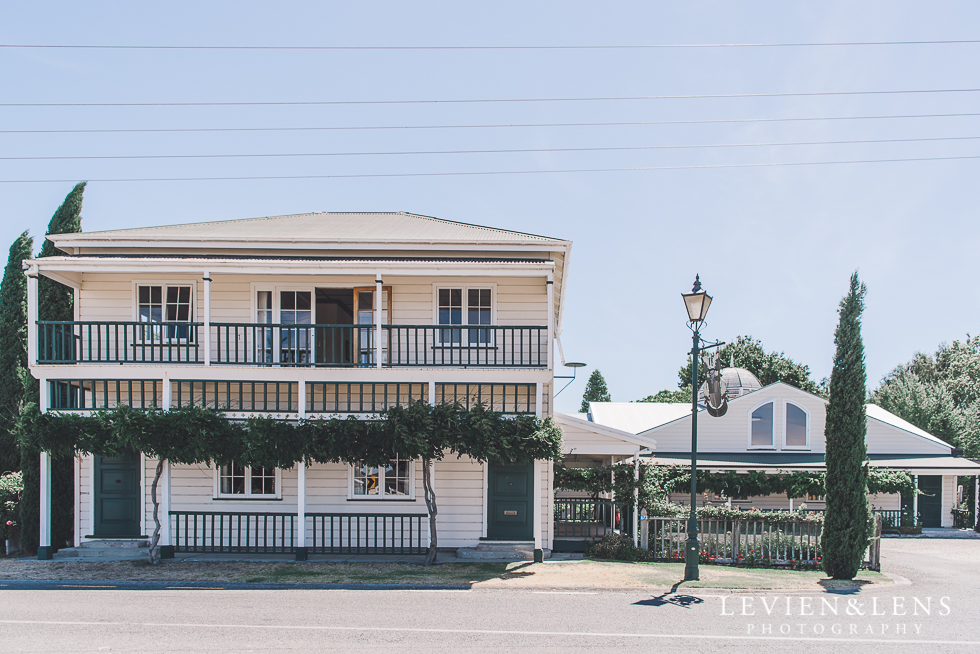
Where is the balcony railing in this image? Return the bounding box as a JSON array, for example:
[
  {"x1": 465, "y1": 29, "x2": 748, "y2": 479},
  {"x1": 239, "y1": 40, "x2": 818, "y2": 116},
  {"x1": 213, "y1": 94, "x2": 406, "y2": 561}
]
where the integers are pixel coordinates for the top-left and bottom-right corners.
[
  {"x1": 37, "y1": 321, "x2": 548, "y2": 368},
  {"x1": 38, "y1": 321, "x2": 203, "y2": 364}
]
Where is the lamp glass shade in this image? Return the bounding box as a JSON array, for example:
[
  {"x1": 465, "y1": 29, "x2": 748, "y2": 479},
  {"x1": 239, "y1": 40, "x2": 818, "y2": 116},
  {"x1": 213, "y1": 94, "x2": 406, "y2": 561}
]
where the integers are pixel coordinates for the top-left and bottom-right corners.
[{"x1": 682, "y1": 292, "x2": 712, "y2": 323}]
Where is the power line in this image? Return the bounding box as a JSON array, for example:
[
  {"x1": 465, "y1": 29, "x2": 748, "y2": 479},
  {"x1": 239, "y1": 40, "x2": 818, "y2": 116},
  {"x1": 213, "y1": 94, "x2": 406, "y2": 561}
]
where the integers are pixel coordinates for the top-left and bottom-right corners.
[
  {"x1": 2, "y1": 40, "x2": 980, "y2": 51},
  {"x1": 3, "y1": 135, "x2": 979, "y2": 162},
  {"x1": 4, "y1": 88, "x2": 980, "y2": 108},
  {"x1": 4, "y1": 112, "x2": 980, "y2": 135},
  {"x1": 2, "y1": 154, "x2": 978, "y2": 183}
]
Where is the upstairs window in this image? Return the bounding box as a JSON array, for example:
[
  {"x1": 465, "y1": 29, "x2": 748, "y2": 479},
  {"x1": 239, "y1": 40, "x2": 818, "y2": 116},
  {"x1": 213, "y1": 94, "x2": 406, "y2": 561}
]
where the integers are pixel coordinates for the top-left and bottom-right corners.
[
  {"x1": 437, "y1": 287, "x2": 493, "y2": 344},
  {"x1": 750, "y1": 401, "x2": 774, "y2": 448},
  {"x1": 784, "y1": 402, "x2": 810, "y2": 449},
  {"x1": 137, "y1": 284, "x2": 193, "y2": 341}
]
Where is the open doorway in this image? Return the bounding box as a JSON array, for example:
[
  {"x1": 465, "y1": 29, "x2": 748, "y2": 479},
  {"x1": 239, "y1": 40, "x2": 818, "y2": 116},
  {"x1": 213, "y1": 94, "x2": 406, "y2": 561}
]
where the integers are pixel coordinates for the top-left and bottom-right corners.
[{"x1": 315, "y1": 289, "x2": 354, "y2": 365}]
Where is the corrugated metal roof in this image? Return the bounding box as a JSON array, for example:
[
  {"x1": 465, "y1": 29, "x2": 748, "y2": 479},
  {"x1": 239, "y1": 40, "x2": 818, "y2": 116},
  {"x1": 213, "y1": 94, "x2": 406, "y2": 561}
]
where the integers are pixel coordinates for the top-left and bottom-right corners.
[
  {"x1": 53, "y1": 212, "x2": 567, "y2": 244},
  {"x1": 644, "y1": 452, "x2": 980, "y2": 473},
  {"x1": 587, "y1": 402, "x2": 691, "y2": 434},
  {"x1": 865, "y1": 404, "x2": 953, "y2": 448}
]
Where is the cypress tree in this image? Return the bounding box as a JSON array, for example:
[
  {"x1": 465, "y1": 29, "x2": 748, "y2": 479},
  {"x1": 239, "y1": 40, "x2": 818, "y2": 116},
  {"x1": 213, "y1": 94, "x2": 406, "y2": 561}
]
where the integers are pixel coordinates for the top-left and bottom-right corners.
[
  {"x1": 821, "y1": 272, "x2": 871, "y2": 579},
  {"x1": 580, "y1": 370, "x2": 612, "y2": 413},
  {"x1": 21, "y1": 182, "x2": 86, "y2": 553},
  {"x1": 0, "y1": 233, "x2": 34, "y2": 474}
]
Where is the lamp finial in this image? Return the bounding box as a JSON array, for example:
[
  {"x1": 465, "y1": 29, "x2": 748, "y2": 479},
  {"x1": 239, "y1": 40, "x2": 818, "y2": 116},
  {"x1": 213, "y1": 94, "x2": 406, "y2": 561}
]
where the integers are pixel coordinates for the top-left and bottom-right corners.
[{"x1": 692, "y1": 275, "x2": 702, "y2": 294}]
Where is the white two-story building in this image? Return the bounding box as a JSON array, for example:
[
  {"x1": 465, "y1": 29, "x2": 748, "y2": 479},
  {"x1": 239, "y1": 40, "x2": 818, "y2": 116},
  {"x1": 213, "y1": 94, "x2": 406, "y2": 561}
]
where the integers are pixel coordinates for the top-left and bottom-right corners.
[{"x1": 26, "y1": 211, "x2": 652, "y2": 559}]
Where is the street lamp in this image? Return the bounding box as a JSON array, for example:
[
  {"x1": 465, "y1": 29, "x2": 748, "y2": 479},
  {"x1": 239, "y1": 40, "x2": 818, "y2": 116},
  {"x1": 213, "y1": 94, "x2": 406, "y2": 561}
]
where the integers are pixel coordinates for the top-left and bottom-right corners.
[{"x1": 680, "y1": 275, "x2": 713, "y2": 582}]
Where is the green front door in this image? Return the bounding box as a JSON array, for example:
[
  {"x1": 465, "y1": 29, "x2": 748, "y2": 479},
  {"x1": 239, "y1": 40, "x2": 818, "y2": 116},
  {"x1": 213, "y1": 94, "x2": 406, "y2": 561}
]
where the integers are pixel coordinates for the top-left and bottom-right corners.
[
  {"x1": 94, "y1": 451, "x2": 142, "y2": 537},
  {"x1": 487, "y1": 462, "x2": 533, "y2": 541},
  {"x1": 917, "y1": 475, "x2": 943, "y2": 528}
]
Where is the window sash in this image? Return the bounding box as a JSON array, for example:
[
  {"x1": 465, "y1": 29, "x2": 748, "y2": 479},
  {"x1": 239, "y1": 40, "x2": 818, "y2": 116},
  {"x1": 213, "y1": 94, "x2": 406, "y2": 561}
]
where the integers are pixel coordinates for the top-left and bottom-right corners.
[
  {"x1": 138, "y1": 284, "x2": 194, "y2": 342},
  {"x1": 217, "y1": 463, "x2": 278, "y2": 498},
  {"x1": 352, "y1": 458, "x2": 412, "y2": 498},
  {"x1": 437, "y1": 287, "x2": 493, "y2": 345}
]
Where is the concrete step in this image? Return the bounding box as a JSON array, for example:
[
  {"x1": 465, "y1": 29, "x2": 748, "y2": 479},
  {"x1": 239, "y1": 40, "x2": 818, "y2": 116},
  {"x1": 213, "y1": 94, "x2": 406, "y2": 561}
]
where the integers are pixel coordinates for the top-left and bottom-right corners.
[
  {"x1": 53, "y1": 546, "x2": 151, "y2": 561},
  {"x1": 473, "y1": 541, "x2": 535, "y2": 552},
  {"x1": 79, "y1": 539, "x2": 150, "y2": 549},
  {"x1": 456, "y1": 546, "x2": 551, "y2": 561}
]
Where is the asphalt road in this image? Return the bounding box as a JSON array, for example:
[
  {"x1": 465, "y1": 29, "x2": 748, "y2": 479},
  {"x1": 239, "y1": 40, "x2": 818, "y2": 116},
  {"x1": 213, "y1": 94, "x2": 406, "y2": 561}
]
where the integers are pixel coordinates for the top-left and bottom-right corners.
[{"x1": 2, "y1": 538, "x2": 978, "y2": 653}]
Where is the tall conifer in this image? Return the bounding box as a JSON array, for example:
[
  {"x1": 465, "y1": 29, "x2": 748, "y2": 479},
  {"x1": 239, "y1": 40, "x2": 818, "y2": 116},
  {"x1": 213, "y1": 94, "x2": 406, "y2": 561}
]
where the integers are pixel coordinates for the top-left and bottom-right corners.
[
  {"x1": 0, "y1": 233, "x2": 34, "y2": 474},
  {"x1": 821, "y1": 272, "x2": 871, "y2": 579},
  {"x1": 580, "y1": 370, "x2": 612, "y2": 413}
]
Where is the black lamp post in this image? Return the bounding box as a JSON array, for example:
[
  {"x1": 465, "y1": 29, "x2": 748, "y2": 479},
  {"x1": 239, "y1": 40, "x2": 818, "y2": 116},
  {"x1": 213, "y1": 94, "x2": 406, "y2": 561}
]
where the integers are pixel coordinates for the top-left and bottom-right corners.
[{"x1": 681, "y1": 275, "x2": 713, "y2": 581}]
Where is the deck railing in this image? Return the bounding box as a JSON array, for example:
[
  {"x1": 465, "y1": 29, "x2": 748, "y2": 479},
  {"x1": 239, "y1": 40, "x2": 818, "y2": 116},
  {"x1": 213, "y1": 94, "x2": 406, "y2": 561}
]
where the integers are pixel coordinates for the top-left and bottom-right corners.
[
  {"x1": 170, "y1": 511, "x2": 297, "y2": 553},
  {"x1": 554, "y1": 500, "x2": 627, "y2": 539},
  {"x1": 40, "y1": 321, "x2": 548, "y2": 368},
  {"x1": 384, "y1": 325, "x2": 547, "y2": 367},
  {"x1": 38, "y1": 321, "x2": 202, "y2": 364},
  {"x1": 169, "y1": 510, "x2": 427, "y2": 555},
  {"x1": 47, "y1": 379, "x2": 164, "y2": 410},
  {"x1": 308, "y1": 513, "x2": 427, "y2": 554},
  {"x1": 874, "y1": 509, "x2": 920, "y2": 528}
]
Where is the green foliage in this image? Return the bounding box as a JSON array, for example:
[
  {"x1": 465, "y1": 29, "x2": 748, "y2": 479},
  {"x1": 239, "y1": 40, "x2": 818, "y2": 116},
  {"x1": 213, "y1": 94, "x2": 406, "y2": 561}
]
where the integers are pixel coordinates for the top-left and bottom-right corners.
[
  {"x1": 0, "y1": 233, "x2": 34, "y2": 475},
  {"x1": 636, "y1": 386, "x2": 692, "y2": 404},
  {"x1": 588, "y1": 532, "x2": 652, "y2": 561},
  {"x1": 0, "y1": 470, "x2": 23, "y2": 539},
  {"x1": 871, "y1": 336, "x2": 980, "y2": 457},
  {"x1": 37, "y1": 182, "x2": 85, "y2": 322},
  {"x1": 580, "y1": 370, "x2": 611, "y2": 413},
  {"x1": 18, "y1": 402, "x2": 564, "y2": 469},
  {"x1": 678, "y1": 335, "x2": 821, "y2": 395},
  {"x1": 822, "y1": 272, "x2": 872, "y2": 580},
  {"x1": 19, "y1": 443, "x2": 38, "y2": 553}
]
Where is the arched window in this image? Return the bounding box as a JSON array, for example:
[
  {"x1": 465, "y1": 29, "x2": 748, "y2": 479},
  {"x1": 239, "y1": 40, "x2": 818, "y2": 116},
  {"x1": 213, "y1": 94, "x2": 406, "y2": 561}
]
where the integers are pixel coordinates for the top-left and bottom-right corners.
[
  {"x1": 784, "y1": 402, "x2": 809, "y2": 449},
  {"x1": 750, "y1": 401, "x2": 774, "y2": 447}
]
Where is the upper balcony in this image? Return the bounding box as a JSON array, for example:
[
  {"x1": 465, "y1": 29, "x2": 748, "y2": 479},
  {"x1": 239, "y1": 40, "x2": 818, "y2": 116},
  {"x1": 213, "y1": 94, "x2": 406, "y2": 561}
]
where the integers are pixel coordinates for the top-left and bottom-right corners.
[{"x1": 36, "y1": 321, "x2": 549, "y2": 368}]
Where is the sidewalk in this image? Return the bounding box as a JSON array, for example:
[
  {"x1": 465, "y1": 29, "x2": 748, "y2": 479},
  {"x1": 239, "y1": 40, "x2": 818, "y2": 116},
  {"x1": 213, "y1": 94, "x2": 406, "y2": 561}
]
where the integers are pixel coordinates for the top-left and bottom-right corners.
[{"x1": 883, "y1": 528, "x2": 980, "y2": 539}]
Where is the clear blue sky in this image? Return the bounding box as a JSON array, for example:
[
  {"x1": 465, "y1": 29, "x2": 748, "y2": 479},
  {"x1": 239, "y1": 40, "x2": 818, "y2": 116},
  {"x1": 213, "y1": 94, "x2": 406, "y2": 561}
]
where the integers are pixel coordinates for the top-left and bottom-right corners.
[{"x1": 2, "y1": 1, "x2": 978, "y2": 414}]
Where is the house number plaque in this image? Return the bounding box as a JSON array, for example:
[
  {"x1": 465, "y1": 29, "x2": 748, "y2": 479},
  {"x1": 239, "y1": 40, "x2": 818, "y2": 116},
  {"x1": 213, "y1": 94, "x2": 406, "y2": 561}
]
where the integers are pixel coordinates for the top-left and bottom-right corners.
[{"x1": 503, "y1": 510, "x2": 517, "y2": 516}]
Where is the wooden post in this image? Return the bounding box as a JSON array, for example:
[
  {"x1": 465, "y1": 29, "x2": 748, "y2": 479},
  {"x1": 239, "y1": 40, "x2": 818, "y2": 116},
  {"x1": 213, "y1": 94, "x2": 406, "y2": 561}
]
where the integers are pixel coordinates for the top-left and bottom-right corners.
[
  {"x1": 640, "y1": 510, "x2": 649, "y2": 551},
  {"x1": 546, "y1": 275, "x2": 554, "y2": 369},
  {"x1": 375, "y1": 275, "x2": 383, "y2": 368},
  {"x1": 296, "y1": 380, "x2": 307, "y2": 560},
  {"x1": 913, "y1": 474, "x2": 919, "y2": 525},
  {"x1": 533, "y1": 459, "x2": 543, "y2": 561},
  {"x1": 203, "y1": 272, "x2": 211, "y2": 366},
  {"x1": 38, "y1": 451, "x2": 52, "y2": 559},
  {"x1": 974, "y1": 475, "x2": 979, "y2": 529},
  {"x1": 633, "y1": 453, "x2": 640, "y2": 546},
  {"x1": 26, "y1": 266, "x2": 38, "y2": 365}
]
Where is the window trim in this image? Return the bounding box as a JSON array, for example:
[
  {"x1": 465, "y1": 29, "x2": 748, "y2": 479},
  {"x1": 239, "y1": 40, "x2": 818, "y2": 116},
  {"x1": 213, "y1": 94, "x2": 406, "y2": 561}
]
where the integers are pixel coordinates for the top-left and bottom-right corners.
[
  {"x1": 747, "y1": 398, "x2": 777, "y2": 450},
  {"x1": 782, "y1": 400, "x2": 811, "y2": 450},
  {"x1": 213, "y1": 463, "x2": 283, "y2": 500},
  {"x1": 347, "y1": 458, "x2": 417, "y2": 501},
  {"x1": 132, "y1": 280, "x2": 198, "y2": 341},
  {"x1": 431, "y1": 283, "x2": 497, "y2": 347}
]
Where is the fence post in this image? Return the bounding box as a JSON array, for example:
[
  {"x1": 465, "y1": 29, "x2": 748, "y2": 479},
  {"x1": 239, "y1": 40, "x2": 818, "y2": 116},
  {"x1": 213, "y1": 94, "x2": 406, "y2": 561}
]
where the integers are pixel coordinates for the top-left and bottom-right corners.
[
  {"x1": 732, "y1": 520, "x2": 740, "y2": 561},
  {"x1": 640, "y1": 510, "x2": 649, "y2": 551}
]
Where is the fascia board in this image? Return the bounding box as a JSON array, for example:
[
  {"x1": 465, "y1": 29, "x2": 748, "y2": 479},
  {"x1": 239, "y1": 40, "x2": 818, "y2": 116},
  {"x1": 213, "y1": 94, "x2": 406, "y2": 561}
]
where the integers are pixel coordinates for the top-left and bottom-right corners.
[
  {"x1": 48, "y1": 236, "x2": 572, "y2": 252},
  {"x1": 29, "y1": 257, "x2": 555, "y2": 278},
  {"x1": 555, "y1": 242, "x2": 571, "y2": 335}
]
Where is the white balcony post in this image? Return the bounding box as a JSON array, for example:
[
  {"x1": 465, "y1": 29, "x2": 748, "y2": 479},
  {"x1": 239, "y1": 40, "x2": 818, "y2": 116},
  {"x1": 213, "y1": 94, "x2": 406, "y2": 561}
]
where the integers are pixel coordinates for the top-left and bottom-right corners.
[
  {"x1": 296, "y1": 380, "x2": 307, "y2": 557},
  {"x1": 546, "y1": 274, "x2": 554, "y2": 370},
  {"x1": 535, "y1": 382, "x2": 543, "y2": 418},
  {"x1": 375, "y1": 274, "x2": 383, "y2": 368},
  {"x1": 533, "y1": 459, "x2": 542, "y2": 557},
  {"x1": 39, "y1": 452, "x2": 52, "y2": 559},
  {"x1": 202, "y1": 272, "x2": 211, "y2": 366},
  {"x1": 162, "y1": 373, "x2": 171, "y2": 410},
  {"x1": 26, "y1": 265, "x2": 38, "y2": 365},
  {"x1": 913, "y1": 474, "x2": 919, "y2": 523}
]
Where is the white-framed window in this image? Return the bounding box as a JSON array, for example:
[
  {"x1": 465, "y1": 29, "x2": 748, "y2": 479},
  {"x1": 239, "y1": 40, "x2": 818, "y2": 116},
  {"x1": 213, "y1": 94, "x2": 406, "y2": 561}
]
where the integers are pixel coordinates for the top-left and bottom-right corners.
[
  {"x1": 349, "y1": 458, "x2": 414, "y2": 499},
  {"x1": 433, "y1": 285, "x2": 495, "y2": 345},
  {"x1": 249, "y1": 285, "x2": 314, "y2": 364},
  {"x1": 134, "y1": 282, "x2": 196, "y2": 341},
  {"x1": 748, "y1": 400, "x2": 775, "y2": 449},
  {"x1": 215, "y1": 462, "x2": 281, "y2": 499},
  {"x1": 783, "y1": 401, "x2": 810, "y2": 449}
]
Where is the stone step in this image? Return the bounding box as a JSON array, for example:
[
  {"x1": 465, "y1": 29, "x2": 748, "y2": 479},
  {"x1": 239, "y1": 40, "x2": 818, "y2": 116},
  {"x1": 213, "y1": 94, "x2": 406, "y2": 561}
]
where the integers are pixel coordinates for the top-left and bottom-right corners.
[
  {"x1": 456, "y1": 546, "x2": 550, "y2": 561},
  {"x1": 80, "y1": 539, "x2": 150, "y2": 549},
  {"x1": 53, "y1": 546, "x2": 150, "y2": 561},
  {"x1": 474, "y1": 541, "x2": 536, "y2": 552}
]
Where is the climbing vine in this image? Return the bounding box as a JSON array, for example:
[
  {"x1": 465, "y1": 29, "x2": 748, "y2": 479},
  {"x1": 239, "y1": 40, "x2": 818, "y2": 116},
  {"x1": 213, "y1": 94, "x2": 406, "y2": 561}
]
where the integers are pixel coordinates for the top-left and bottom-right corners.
[{"x1": 554, "y1": 461, "x2": 915, "y2": 511}]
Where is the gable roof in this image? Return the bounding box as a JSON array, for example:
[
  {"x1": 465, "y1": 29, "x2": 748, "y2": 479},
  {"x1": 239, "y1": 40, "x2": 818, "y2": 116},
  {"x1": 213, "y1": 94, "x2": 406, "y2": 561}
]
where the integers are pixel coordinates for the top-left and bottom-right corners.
[
  {"x1": 865, "y1": 403, "x2": 954, "y2": 450},
  {"x1": 49, "y1": 212, "x2": 568, "y2": 248},
  {"x1": 554, "y1": 412, "x2": 657, "y2": 450},
  {"x1": 587, "y1": 402, "x2": 691, "y2": 435}
]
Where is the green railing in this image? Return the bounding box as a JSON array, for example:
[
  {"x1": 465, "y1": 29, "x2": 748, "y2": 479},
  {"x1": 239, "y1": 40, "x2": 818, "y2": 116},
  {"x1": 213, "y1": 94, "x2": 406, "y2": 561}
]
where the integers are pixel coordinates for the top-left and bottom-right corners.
[
  {"x1": 306, "y1": 382, "x2": 426, "y2": 414},
  {"x1": 875, "y1": 509, "x2": 920, "y2": 528},
  {"x1": 171, "y1": 380, "x2": 299, "y2": 413},
  {"x1": 48, "y1": 379, "x2": 163, "y2": 410},
  {"x1": 309, "y1": 513, "x2": 427, "y2": 554},
  {"x1": 554, "y1": 500, "x2": 627, "y2": 539},
  {"x1": 435, "y1": 383, "x2": 537, "y2": 414},
  {"x1": 384, "y1": 325, "x2": 547, "y2": 367},
  {"x1": 38, "y1": 321, "x2": 203, "y2": 364},
  {"x1": 170, "y1": 511, "x2": 297, "y2": 554},
  {"x1": 211, "y1": 323, "x2": 364, "y2": 367}
]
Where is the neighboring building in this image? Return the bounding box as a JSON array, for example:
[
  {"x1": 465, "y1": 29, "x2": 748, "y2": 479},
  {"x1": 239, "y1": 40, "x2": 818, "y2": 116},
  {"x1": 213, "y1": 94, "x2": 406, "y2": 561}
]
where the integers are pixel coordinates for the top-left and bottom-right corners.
[
  {"x1": 579, "y1": 367, "x2": 980, "y2": 529},
  {"x1": 25, "y1": 211, "x2": 629, "y2": 559}
]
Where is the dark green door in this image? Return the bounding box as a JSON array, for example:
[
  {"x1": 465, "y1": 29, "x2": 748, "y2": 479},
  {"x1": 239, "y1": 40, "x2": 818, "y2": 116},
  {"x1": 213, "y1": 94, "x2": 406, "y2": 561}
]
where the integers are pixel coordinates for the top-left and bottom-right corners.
[
  {"x1": 917, "y1": 475, "x2": 943, "y2": 528},
  {"x1": 487, "y1": 462, "x2": 533, "y2": 541},
  {"x1": 94, "y1": 451, "x2": 142, "y2": 537}
]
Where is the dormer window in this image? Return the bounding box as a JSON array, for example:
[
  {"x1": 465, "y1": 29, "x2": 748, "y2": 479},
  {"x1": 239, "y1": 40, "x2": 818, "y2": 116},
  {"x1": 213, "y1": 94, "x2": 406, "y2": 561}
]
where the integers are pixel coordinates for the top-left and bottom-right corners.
[
  {"x1": 749, "y1": 401, "x2": 774, "y2": 448},
  {"x1": 784, "y1": 402, "x2": 810, "y2": 449}
]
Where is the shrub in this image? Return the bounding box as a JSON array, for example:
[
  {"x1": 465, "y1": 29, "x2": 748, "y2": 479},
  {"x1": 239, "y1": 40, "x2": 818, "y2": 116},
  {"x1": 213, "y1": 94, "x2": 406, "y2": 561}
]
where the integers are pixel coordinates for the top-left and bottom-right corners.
[{"x1": 588, "y1": 533, "x2": 652, "y2": 562}]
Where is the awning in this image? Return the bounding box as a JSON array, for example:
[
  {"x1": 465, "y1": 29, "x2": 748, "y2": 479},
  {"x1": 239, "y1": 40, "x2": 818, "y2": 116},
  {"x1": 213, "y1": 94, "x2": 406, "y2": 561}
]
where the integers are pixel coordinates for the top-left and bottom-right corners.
[{"x1": 645, "y1": 452, "x2": 980, "y2": 475}]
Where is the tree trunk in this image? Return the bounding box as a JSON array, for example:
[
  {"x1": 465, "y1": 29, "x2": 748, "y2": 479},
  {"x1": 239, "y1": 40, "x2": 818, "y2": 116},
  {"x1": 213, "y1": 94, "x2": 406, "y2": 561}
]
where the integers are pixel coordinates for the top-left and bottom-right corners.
[
  {"x1": 147, "y1": 459, "x2": 164, "y2": 564},
  {"x1": 422, "y1": 459, "x2": 437, "y2": 566}
]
